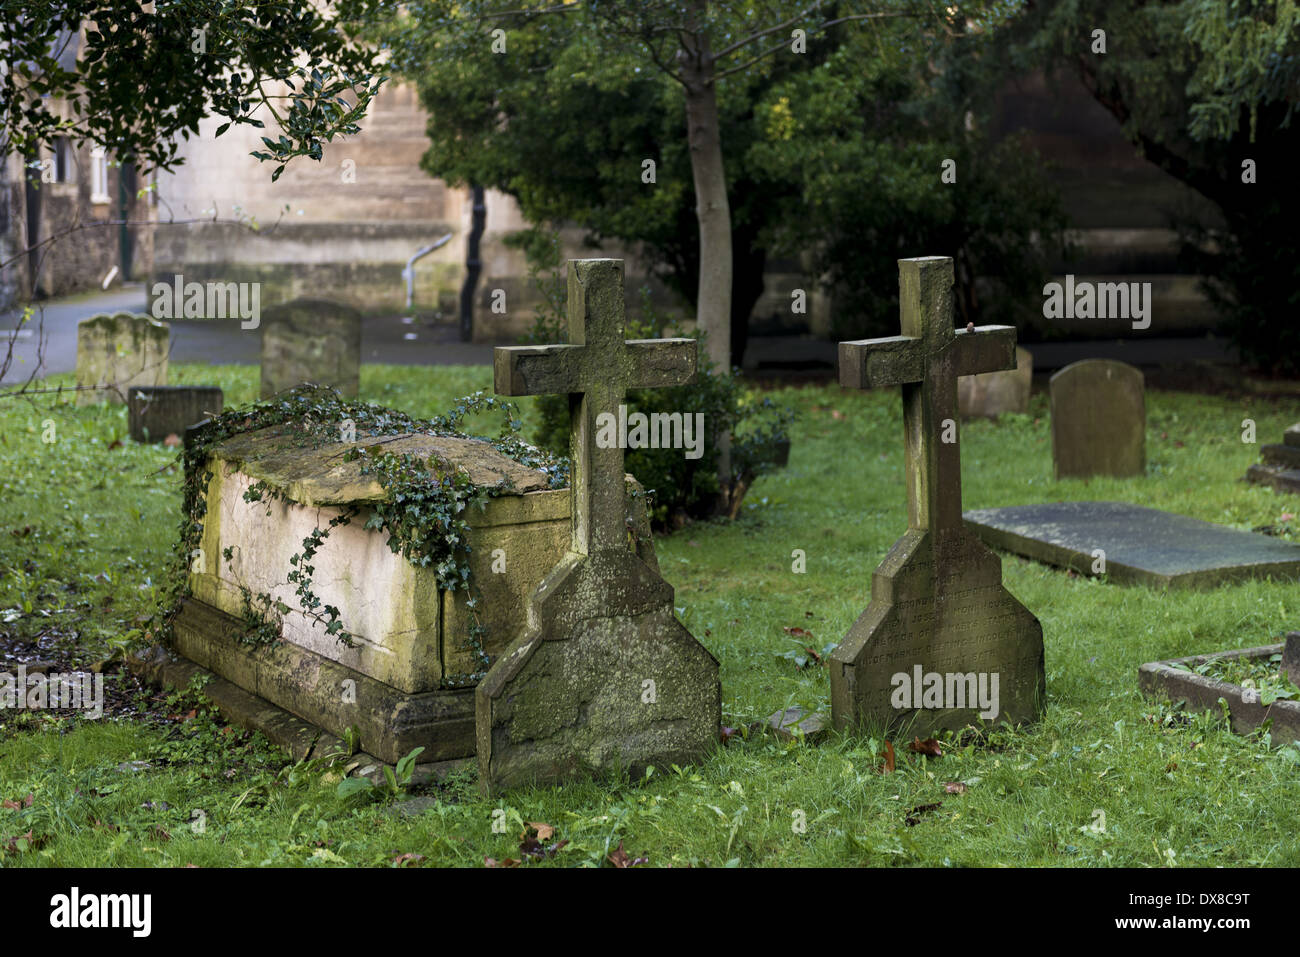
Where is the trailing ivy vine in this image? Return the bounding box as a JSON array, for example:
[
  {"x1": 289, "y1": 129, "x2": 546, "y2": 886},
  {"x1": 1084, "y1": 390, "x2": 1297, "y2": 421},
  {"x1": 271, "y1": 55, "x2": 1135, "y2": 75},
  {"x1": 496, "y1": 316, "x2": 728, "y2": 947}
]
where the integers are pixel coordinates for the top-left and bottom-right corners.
[{"x1": 159, "y1": 384, "x2": 567, "y2": 687}]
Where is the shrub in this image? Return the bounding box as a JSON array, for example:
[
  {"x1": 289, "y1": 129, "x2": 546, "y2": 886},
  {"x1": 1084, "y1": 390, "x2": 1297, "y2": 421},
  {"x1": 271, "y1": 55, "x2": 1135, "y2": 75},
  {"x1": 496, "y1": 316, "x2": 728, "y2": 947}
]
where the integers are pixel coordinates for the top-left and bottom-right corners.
[{"x1": 518, "y1": 237, "x2": 795, "y2": 528}]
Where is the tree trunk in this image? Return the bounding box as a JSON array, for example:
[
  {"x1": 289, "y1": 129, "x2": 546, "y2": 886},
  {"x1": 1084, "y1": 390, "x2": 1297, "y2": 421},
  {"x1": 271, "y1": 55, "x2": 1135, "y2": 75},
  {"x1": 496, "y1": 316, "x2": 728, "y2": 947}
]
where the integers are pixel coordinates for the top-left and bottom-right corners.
[
  {"x1": 680, "y1": 27, "x2": 732, "y2": 373},
  {"x1": 679, "y1": 7, "x2": 734, "y2": 504}
]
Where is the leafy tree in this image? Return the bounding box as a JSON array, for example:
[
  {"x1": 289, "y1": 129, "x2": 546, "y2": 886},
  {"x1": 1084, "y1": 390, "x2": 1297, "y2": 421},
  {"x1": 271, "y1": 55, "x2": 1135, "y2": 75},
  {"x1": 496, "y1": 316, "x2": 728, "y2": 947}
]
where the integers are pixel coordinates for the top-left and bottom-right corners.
[
  {"x1": 748, "y1": 12, "x2": 1070, "y2": 338},
  {"x1": 998, "y1": 0, "x2": 1300, "y2": 373},
  {"x1": 385, "y1": 0, "x2": 977, "y2": 374},
  {"x1": 0, "y1": 0, "x2": 387, "y2": 176}
]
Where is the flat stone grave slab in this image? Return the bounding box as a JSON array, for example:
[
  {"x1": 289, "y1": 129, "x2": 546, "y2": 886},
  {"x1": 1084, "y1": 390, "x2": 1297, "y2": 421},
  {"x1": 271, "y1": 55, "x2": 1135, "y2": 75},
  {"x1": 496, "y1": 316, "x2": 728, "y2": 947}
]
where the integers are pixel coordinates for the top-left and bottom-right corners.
[
  {"x1": 1139, "y1": 634, "x2": 1300, "y2": 743},
  {"x1": 965, "y1": 501, "x2": 1300, "y2": 588}
]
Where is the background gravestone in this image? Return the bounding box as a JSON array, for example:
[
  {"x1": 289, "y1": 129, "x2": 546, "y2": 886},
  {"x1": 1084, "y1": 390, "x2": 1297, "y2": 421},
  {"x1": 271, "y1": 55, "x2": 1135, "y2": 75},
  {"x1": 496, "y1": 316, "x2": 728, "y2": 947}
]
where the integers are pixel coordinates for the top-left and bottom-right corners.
[
  {"x1": 260, "y1": 298, "x2": 361, "y2": 398},
  {"x1": 1050, "y1": 359, "x2": 1145, "y2": 479},
  {"x1": 128, "y1": 386, "x2": 224, "y2": 443},
  {"x1": 958, "y1": 346, "x2": 1033, "y2": 419},
  {"x1": 75, "y1": 312, "x2": 169, "y2": 406}
]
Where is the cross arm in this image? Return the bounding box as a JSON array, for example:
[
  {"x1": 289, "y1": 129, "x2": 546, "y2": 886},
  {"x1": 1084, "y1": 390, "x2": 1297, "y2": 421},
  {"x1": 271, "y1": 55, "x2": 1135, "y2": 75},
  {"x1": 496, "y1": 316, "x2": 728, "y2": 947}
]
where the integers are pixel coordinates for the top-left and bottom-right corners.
[
  {"x1": 626, "y1": 338, "x2": 697, "y2": 389},
  {"x1": 838, "y1": 335, "x2": 925, "y2": 390},
  {"x1": 493, "y1": 344, "x2": 580, "y2": 396},
  {"x1": 952, "y1": 325, "x2": 1017, "y2": 378}
]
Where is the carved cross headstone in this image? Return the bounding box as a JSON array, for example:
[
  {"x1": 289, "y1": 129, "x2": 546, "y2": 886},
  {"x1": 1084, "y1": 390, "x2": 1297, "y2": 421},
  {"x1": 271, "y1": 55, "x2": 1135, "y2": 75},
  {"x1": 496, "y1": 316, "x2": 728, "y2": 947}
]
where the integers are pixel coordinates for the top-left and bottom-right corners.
[
  {"x1": 830, "y1": 257, "x2": 1045, "y2": 735},
  {"x1": 477, "y1": 258, "x2": 720, "y2": 793}
]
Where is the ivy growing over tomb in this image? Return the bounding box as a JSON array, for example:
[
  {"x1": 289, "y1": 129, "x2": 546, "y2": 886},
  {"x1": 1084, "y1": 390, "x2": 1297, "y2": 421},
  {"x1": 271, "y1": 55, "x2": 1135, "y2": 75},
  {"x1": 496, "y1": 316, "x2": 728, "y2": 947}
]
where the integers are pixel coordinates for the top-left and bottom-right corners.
[{"x1": 161, "y1": 384, "x2": 567, "y2": 687}]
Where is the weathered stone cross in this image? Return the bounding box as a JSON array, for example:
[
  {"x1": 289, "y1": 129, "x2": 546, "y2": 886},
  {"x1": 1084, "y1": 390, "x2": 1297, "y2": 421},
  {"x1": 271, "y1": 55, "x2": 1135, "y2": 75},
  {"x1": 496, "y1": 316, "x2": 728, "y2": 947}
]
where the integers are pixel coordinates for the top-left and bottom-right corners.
[
  {"x1": 830, "y1": 257, "x2": 1045, "y2": 735},
  {"x1": 478, "y1": 258, "x2": 721, "y2": 793},
  {"x1": 838, "y1": 256, "x2": 1018, "y2": 541},
  {"x1": 493, "y1": 258, "x2": 695, "y2": 562}
]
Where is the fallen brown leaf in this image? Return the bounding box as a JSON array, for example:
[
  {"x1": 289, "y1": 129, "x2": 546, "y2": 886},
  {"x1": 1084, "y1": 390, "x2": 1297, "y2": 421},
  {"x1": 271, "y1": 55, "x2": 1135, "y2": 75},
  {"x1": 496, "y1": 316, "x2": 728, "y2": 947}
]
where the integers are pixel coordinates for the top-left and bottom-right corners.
[
  {"x1": 944, "y1": 781, "x2": 968, "y2": 794},
  {"x1": 879, "y1": 740, "x2": 897, "y2": 775},
  {"x1": 484, "y1": 856, "x2": 519, "y2": 868},
  {"x1": 909, "y1": 737, "x2": 942, "y2": 758},
  {"x1": 524, "y1": 822, "x2": 555, "y2": 842},
  {"x1": 607, "y1": 841, "x2": 648, "y2": 868},
  {"x1": 392, "y1": 852, "x2": 425, "y2": 867},
  {"x1": 782, "y1": 626, "x2": 812, "y2": 637},
  {"x1": 519, "y1": 823, "x2": 568, "y2": 861}
]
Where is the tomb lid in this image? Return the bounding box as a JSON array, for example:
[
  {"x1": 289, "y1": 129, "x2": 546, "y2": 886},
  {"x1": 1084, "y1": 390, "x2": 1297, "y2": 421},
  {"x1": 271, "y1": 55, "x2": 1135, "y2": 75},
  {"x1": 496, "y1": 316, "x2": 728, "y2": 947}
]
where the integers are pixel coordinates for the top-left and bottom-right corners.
[{"x1": 209, "y1": 424, "x2": 554, "y2": 508}]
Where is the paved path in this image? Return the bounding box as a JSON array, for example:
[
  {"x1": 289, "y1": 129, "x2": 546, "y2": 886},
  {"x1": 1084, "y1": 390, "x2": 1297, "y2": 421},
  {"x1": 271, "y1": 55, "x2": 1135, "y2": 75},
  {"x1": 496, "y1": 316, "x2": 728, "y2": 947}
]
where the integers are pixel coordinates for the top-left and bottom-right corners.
[
  {"x1": 1, "y1": 285, "x2": 496, "y2": 385},
  {"x1": 2, "y1": 285, "x2": 1238, "y2": 387}
]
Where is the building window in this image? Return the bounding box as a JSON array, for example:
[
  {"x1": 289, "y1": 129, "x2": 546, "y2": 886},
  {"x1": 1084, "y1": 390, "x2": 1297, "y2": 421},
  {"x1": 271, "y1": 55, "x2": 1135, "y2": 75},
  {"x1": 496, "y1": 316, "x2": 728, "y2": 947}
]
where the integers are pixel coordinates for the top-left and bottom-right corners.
[
  {"x1": 53, "y1": 137, "x2": 75, "y2": 183},
  {"x1": 90, "y1": 147, "x2": 111, "y2": 204}
]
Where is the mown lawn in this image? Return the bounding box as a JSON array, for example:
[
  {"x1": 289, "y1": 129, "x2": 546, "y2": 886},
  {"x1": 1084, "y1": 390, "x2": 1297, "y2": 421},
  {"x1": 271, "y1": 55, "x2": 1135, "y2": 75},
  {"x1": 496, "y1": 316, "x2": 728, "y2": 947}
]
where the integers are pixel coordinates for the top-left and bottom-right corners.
[{"x1": 2, "y1": 362, "x2": 1299, "y2": 867}]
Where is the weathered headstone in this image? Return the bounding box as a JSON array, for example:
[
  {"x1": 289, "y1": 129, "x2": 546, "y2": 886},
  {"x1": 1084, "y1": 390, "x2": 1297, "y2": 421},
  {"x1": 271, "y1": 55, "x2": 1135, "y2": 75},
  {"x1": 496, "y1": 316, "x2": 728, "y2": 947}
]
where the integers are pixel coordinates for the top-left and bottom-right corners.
[
  {"x1": 830, "y1": 257, "x2": 1045, "y2": 736},
  {"x1": 260, "y1": 298, "x2": 361, "y2": 398},
  {"x1": 174, "y1": 415, "x2": 660, "y2": 765},
  {"x1": 128, "y1": 386, "x2": 224, "y2": 443},
  {"x1": 1050, "y1": 359, "x2": 1145, "y2": 479},
  {"x1": 1245, "y1": 423, "x2": 1300, "y2": 494},
  {"x1": 75, "y1": 312, "x2": 169, "y2": 406},
  {"x1": 957, "y1": 346, "x2": 1033, "y2": 419},
  {"x1": 965, "y1": 501, "x2": 1300, "y2": 588},
  {"x1": 477, "y1": 258, "x2": 720, "y2": 793}
]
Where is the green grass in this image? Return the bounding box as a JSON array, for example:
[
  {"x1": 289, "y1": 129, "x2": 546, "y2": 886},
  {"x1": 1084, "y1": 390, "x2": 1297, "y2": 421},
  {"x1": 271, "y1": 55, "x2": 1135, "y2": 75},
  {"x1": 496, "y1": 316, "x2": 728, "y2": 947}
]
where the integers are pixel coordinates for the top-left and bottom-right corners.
[{"x1": 2, "y1": 364, "x2": 1300, "y2": 867}]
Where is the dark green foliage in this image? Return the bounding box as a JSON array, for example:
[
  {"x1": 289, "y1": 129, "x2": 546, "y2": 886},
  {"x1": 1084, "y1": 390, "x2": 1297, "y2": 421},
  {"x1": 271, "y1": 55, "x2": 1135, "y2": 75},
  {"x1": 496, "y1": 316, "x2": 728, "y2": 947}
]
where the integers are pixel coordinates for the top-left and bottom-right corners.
[
  {"x1": 747, "y1": 15, "x2": 1071, "y2": 340},
  {"x1": 520, "y1": 244, "x2": 795, "y2": 527},
  {"x1": 2, "y1": 0, "x2": 389, "y2": 175},
  {"x1": 994, "y1": 0, "x2": 1300, "y2": 373}
]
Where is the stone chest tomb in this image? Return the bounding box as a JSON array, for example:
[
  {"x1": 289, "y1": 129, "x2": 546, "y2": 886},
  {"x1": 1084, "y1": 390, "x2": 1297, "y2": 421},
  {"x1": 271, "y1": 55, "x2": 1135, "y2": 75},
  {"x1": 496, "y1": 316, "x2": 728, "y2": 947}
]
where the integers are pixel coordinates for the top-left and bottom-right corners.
[{"x1": 170, "y1": 415, "x2": 657, "y2": 765}]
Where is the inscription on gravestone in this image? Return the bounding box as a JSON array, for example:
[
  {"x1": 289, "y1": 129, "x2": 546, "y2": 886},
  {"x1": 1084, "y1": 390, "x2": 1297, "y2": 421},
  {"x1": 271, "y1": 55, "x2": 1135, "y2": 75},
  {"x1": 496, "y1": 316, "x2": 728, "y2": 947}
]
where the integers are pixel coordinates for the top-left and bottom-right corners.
[
  {"x1": 830, "y1": 257, "x2": 1045, "y2": 736},
  {"x1": 477, "y1": 259, "x2": 720, "y2": 793}
]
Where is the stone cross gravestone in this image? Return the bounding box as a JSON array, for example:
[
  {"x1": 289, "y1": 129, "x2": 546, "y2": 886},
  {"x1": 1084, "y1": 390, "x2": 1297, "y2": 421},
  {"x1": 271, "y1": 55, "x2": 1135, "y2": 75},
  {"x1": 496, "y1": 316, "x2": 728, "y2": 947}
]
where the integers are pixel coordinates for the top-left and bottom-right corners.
[
  {"x1": 958, "y1": 346, "x2": 1033, "y2": 419},
  {"x1": 75, "y1": 312, "x2": 169, "y2": 406},
  {"x1": 477, "y1": 258, "x2": 721, "y2": 793},
  {"x1": 128, "y1": 386, "x2": 224, "y2": 443},
  {"x1": 260, "y1": 298, "x2": 361, "y2": 399},
  {"x1": 830, "y1": 257, "x2": 1045, "y2": 736},
  {"x1": 1050, "y1": 359, "x2": 1145, "y2": 479}
]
